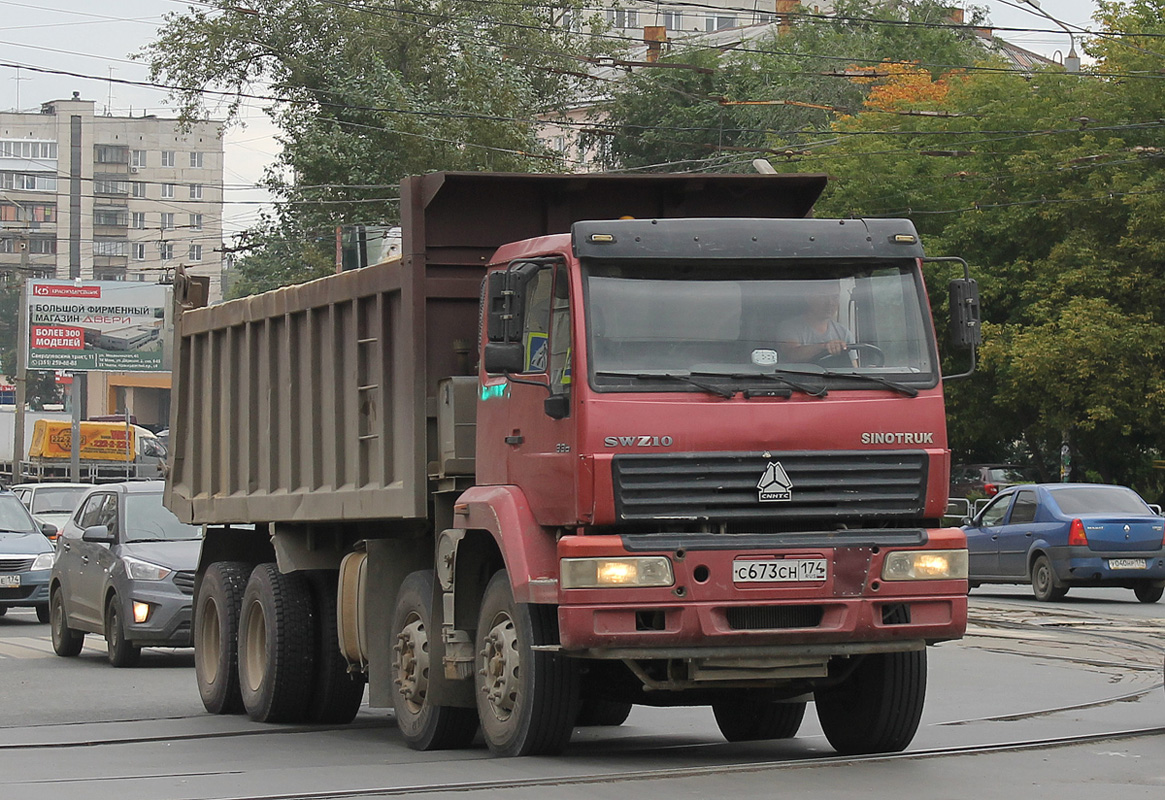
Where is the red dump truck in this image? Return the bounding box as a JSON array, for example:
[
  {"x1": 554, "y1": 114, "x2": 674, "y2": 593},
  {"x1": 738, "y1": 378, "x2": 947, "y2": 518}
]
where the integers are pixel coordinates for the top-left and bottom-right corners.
[{"x1": 165, "y1": 172, "x2": 979, "y2": 757}]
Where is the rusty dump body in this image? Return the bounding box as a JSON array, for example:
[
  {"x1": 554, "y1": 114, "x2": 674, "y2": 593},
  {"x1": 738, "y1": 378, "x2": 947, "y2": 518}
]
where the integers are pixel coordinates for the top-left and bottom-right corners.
[{"x1": 165, "y1": 172, "x2": 828, "y2": 526}]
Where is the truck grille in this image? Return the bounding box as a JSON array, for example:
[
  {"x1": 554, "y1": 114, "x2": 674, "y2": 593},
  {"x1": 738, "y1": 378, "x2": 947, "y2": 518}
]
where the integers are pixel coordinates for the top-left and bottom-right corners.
[
  {"x1": 0, "y1": 557, "x2": 35, "y2": 573},
  {"x1": 612, "y1": 451, "x2": 928, "y2": 523},
  {"x1": 173, "y1": 571, "x2": 196, "y2": 595},
  {"x1": 726, "y1": 605, "x2": 824, "y2": 630}
]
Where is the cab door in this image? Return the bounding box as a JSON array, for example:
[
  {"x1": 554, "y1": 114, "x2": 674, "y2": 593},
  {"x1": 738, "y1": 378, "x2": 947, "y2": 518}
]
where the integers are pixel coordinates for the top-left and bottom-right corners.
[
  {"x1": 997, "y1": 489, "x2": 1039, "y2": 577},
  {"x1": 964, "y1": 492, "x2": 1014, "y2": 579}
]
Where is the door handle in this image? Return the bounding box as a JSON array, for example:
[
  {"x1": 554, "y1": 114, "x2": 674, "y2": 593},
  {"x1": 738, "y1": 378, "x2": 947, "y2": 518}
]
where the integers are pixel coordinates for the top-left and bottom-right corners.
[
  {"x1": 81, "y1": 556, "x2": 89, "y2": 565},
  {"x1": 60, "y1": 542, "x2": 71, "y2": 552}
]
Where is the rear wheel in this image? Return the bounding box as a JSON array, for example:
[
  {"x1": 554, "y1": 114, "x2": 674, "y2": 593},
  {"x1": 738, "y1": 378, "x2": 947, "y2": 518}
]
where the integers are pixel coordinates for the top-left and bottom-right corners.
[
  {"x1": 305, "y1": 571, "x2": 367, "y2": 724},
  {"x1": 815, "y1": 650, "x2": 927, "y2": 755},
  {"x1": 1031, "y1": 555, "x2": 1068, "y2": 602},
  {"x1": 105, "y1": 594, "x2": 141, "y2": 668},
  {"x1": 238, "y1": 563, "x2": 315, "y2": 723},
  {"x1": 474, "y1": 570, "x2": 580, "y2": 756},
  {"x1": 49, "y1": 587, "x2": 83, "y2": 656},
  {"x1": 194, "y1": 561, "x2": 250, "y2": 714},
  {"x1": 712, "y1": 696, "x2": 805, "y2": 742},
  {"x1": 391, "y1": 570, "x2": 478, "y2": 749},
  {"x1": 1133, "y1": 583, "x2": 1163, "y2": 604}
]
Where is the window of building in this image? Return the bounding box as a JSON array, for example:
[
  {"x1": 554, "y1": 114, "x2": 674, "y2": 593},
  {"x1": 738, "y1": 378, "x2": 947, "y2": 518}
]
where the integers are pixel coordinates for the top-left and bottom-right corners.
[
  {"x1": 161, "y1": 183, "x2": 175, "y2": 199},
  {"x1": 0, "y1": 172, "x2": 56, "y2": 191},
  {"x1": 606, "y1": 8, "x2": 638, "y2": 28},
  {"x1": 0, "y1": 205, "x2": 16, "y2": 222},
  {"x1": 707, "y1": 14, "x2": 737, "y2": 31},
  {"x1": 663, "y1": 11, "x2": 683, "y2": 29},
  {"x1": 159, "y1": 242, "x2": 174, "y2": 260},
  {"x1": 95, "y1": 145, "x2": 128, "y2": 164},
  {"x1": 94, "y1": 239, "x2": 129, "y2": 257},
  {"x1": 28, "y1": 238, "x2": 57, "y2": 255},
  {"x1": 131, "y1": 181, "x2": 146, "y2": 198},
  {"x1": 190, "y1": 151, "x2": 204, "y2": 168},
  {"x1": 133, "y1": 242, "x2": 147, "y2": 260},
  {"x1": 161, "y1": 212, "x2": 175, "y2": 230},
  {"x1": 161, "y1": 150, "x2": 175, "y2": 167},
  {"x1": 94, "y1": 209, "x2": 128, "y2": 227},
  {"x1": 95, "y1": 271, "x2": 125, "y2": 281},
  {"x1": 0, "y1": 140, "x2": 57, "y2": 160},
  {"x1": 131, "y1": 150, "x2": 147, "y2": 168},
  {"x1": 189, "y1": 213, "x2": 203, "y2": 231},
  {"x1": 189, "y1": 183, "x2": 203, "y2": 200},
  {"x1": 189, "y1": 244, "x2": 203, "y2": 261},
  {"x1": 132, "y1": 212, "x2": 146, "y2": 229},
  {"x1": 29, "y1": 204, "x2": 55, "y2": 223},
  {"x1": 94, "y1": 179, "x2": 130, "y2": 195}
]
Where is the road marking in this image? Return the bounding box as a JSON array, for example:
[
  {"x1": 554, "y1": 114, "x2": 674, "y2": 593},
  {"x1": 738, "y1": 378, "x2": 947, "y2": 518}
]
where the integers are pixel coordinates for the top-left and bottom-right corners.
[{"x1": 0, "y1": 635, "x2": 105, "y2": 659}]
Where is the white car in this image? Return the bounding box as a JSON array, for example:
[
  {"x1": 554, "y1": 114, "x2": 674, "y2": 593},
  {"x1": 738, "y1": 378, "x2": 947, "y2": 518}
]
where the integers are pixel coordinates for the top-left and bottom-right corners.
[{"x1": 10, "y1": 483, "x2": 95, "y2": 540}]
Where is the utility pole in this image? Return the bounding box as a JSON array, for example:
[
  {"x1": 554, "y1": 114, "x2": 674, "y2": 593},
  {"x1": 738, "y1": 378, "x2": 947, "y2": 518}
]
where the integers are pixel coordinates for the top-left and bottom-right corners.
[{"x1": 14, "y1": 231, "x2": 29, "y2": 484}]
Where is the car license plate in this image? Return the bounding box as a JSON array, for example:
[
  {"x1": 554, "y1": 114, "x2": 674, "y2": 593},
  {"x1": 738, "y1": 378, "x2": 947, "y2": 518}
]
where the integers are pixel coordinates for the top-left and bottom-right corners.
[
  {"x1": 733, "y1": 559, "x2": 827, "y2": 583},
  {"x1": 0, "y1": 575, "x2": 19, "y2": 588},
  {"x1": 1108, "y1": 558, "x2": 1147, "y2": 570}
]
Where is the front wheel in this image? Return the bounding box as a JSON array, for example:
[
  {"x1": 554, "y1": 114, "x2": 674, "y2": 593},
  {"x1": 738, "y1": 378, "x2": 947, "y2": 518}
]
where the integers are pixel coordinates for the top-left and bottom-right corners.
[
  {"x1": 105, "y1": 594, "x2": 141, "y2": 668},
  {"x1": 194, "y1": 561, "x2": 250, "y2": 714},
  {"x1": 238, "y1": 563, "x2": 315, "y2": 723},
  {"x1": 1133, "y1": 583, "x2": 1163, "y2": 604},
  {"x1": 474, "y1": 570, "x2": 580, "y2": 756},
  {"x1": 35, "y1": 604, "x2": 50, "y2": 624},
  {"x1": 391, "y1": 570, "x2": 478, "y2": 749},
  {"x1": 50, "y1": 587, "x2": 84, "y2": 656},
  {"x1": 815, "y1": 650, "x2": 926, "y2": 755},
  {"x1": 713, "y1": 695, "x2": 805, "y2": 742},
  {"x1": 1031, "y1": 555, "x2": 1068, "y2": 602}
]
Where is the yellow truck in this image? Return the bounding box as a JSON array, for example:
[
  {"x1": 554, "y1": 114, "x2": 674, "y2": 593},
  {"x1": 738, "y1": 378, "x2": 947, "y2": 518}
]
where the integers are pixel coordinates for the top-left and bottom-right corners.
[{"x1": 25, "y1": 420, "x2": 166, "y2": 481}]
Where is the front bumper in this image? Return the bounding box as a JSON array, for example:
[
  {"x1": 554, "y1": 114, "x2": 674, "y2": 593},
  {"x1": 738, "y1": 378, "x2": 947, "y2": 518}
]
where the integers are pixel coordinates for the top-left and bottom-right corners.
[
  {"x1": 0, "y1": 569, "x2": 51, "y2": 609},
  {"x1": 556, "y1": 532, "x2": 968, "y2": 655},
  {"x1": 122, "y1": 583, "x2": 193, "y2": 647}
]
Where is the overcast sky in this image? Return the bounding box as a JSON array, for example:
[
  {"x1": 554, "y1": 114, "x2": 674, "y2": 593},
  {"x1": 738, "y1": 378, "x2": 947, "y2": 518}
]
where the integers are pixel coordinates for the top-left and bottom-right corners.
[{"x1": 1, "y1": 0, "x2": 1106, "y2": 238}]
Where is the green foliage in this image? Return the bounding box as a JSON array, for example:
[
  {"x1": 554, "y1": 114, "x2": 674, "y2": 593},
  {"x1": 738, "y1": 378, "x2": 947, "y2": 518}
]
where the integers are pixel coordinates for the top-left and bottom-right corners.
[{"x1": 225, "y1": 227, "x2": 335, "y2": 299}]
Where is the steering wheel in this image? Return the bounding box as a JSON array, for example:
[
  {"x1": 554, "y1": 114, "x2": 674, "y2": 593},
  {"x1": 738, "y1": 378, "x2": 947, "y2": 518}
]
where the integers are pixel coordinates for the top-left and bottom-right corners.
[{"x1": 813, "y1": 343, "x2": 885, "y2": 367}]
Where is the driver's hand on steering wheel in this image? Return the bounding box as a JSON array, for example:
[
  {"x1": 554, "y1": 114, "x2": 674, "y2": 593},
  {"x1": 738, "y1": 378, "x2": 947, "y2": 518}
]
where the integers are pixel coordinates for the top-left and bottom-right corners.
[{"x1": 822, "y1": 339, "x2": 847, "y2": 355}]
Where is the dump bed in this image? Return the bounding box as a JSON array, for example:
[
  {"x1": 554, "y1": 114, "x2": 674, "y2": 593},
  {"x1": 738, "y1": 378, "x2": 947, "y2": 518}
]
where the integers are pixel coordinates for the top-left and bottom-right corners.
[{"x1": 164, "y1": 171, "x2": 828, "y2": 526}]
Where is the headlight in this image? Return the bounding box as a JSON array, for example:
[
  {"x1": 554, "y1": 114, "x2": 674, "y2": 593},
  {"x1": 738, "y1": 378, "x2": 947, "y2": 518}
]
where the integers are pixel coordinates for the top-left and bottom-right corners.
[
  {"x1": 123, "y1": 556, "x2": 172, "y2": 581},
  {"x1": 560, "y1": 557, "x2": 674, "y2": 589},
  {"x1": 31, "y1": 552, "x2": 55, "y2": 571},
  {"x1": 881, "y1": 550, "x2": 968, "y2": 581}
]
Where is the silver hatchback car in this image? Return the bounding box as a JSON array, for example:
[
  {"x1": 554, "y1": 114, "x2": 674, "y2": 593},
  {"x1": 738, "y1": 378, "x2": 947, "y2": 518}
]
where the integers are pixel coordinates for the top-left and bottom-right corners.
[{"x1": 49, "y1": 481, "x2": 202, "y2": 666}]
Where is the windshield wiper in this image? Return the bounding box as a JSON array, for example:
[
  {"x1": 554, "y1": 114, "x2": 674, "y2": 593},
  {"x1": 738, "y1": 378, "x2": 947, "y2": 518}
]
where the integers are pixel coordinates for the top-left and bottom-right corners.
[
  {"x1": 694, "y1": 370, "x2": 829, "y2": 398},
  {"x1": 595, "y1": 372, "x2": 736, "y2": 399},
  {"x1": 782, "y1": 367, "x2": 919, "y2": 397}
]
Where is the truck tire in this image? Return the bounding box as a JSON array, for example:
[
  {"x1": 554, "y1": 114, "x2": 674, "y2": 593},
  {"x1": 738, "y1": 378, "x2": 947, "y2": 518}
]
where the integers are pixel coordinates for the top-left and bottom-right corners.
[
  {"x1": 474, "y1": 570, "x2": 580, "y2": 756},
  {"x1": 390, "y1": 570, "x2": 479, "y2": 749},
  {"x1": 815, "y1": 649, "x2": 926, "y2": 755},
  {"x1": 238, "y1": 563, "x2": 315, "y2": 723},
  {"x1": 50, "y1": 586, "x2": 84, "y2": 657},
  {"x1": 576, "y1": 699, "x2": 633, "y2": 727},
  {"x1": 105, "y1": 593, "x2": 142, "y2": 668},
  {"x1": 194, "y1": 561, "x2": 250, "y2": 714},
  {"x1": 305, "y1": 571, "x2": 367, "y2": 724},
  {"x1": 712, "y1": 697, "x2": 805, "y2": 742},
  {"x1": 1031, "y1": 555, "x2": 1068, "y2": 602}
]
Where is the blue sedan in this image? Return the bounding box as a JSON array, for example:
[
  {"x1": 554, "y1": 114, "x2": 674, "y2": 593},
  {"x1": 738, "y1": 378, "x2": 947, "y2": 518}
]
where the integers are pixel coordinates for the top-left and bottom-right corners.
[{"x1": 963, "y1": 483, "x2": 1165, "y2": 602}]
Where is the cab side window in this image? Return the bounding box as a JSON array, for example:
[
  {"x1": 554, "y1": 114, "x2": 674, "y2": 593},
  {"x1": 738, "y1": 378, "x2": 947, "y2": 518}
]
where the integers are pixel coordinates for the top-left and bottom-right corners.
[
  {"x1": 978, "y1": 495, "x2": 1011, "y2": 528},
  {"x1": 97, "y1": 495, "x2": 120, "y2": 540},
  {"x1": 1009, "y1": 490, "x2": 1038, "y2": 525},
  {"x1": 548, "y1": 264, "x2": 571, "y2": 395},
  {"x1": 520, "y1": 267, "x2": 554, "y2": 373},
  {"x1": 74, "y1": 494, "x2": 105, "y2": 535}
]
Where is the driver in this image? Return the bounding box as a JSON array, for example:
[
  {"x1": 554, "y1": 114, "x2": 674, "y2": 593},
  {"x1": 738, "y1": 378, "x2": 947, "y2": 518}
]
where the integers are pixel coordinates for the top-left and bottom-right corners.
[{"x1": 776, "y1": 283, "x2": 856, "y2": 365}]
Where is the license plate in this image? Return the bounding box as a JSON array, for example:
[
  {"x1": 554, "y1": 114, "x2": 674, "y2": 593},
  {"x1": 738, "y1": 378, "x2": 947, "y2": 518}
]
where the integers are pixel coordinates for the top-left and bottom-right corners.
[
  {"x1": 0, "y1": 574, "x2": 19, "y2": 588},
  {"x1": 1108, "y1": 558, "x2": 1147, "y2": 570},
  {"x1": 733, "y1": 558, "x2": 827, "y2": 583}
]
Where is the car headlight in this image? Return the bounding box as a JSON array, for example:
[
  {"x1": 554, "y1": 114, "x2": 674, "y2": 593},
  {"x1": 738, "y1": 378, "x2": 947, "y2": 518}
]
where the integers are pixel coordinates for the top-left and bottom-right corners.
[
  {"x1": 123, "y1": 556, "x2": 172, "y2": 581},
  {"x1": 881, "y1": 550, "x2": 968, "y2": 581},
  {"x1": 31, "y1": 552, "x2": 55, "y2": 571},
  {"x1": 560, "y1": 557, "x2": 674, "y2": 589}
]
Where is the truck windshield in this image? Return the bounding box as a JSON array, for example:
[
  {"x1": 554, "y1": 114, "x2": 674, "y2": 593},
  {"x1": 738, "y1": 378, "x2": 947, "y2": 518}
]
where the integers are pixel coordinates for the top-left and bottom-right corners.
[{"x1": 583, "y1": 260, "x2": 937, "y2": 392}]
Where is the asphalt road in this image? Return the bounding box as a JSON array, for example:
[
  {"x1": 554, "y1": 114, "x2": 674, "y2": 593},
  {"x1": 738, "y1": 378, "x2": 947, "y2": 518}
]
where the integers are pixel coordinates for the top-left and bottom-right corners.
[{"x1": 1, "y1": 586, "x2": 1162, "y2": 799}]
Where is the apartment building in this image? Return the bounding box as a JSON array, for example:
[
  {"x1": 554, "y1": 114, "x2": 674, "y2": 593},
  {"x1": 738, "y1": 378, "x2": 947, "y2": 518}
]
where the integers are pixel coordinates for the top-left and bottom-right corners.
[{"x1": 0, "y1": 94, "x2": 224, "y2": 300}]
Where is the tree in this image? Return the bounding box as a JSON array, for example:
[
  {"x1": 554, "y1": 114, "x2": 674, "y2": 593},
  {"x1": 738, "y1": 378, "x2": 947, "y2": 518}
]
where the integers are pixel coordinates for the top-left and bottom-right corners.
[{"x1": 0, "y1": 286, "x2": 62, "y2": 410}]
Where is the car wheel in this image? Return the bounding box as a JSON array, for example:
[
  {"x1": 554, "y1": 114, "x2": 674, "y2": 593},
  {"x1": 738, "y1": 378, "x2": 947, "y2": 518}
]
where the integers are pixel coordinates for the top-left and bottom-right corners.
[
  {"x1": 712, "y1": 695, "x2": 805, "y2": 742},
  {"x1": 305, "y1": 571, "x2": 367, "y2": 724},
  {"x1": 475, "y1": 570, "x2": 580, "y2": 756},
  {"x1": 238, "y1": 563, "x2": 315, "y2": 723},
  {"x1": 195, "y1": 561, "x2": 250, "y2": 714},
  {"x1": 105, "y1": 594, "x2": 141, "y2": 667},
  {"x1": 1133, "y1": 583, "x2": 1163, "y2": 604},
  {"x1": 0, "y1": 606, "x2": 7, "y2": 617},
  {"x1": 35, "y1": 604, "x2": 50, "y2": 624},
  {"x1": 1031, "y1": 555, "x2": 1068, "y2": 602},
  {"x1": 390, "y1": 570, "x2": 478, "y2": 749},
  {"x1": 816, "y1": 649, "x2": 926, "y2": 755},
  {"x1": 50, "y1": 587, "x2": 84, "y2": 657}
]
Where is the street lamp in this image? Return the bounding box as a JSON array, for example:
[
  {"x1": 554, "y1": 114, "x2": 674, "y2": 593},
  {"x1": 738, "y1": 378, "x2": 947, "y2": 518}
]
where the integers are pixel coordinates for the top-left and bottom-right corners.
[{"x1": 1019, "y1": 0, "x2": 1081, "y2": 72}]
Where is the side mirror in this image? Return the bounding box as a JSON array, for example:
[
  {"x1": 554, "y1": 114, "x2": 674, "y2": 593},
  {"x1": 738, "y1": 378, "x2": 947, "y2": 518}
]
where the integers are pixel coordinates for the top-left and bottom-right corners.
[
  {"x1": 483, "y1": 342, "x2": 525, "y2": 374},
  {"x1": 949, "y1": 278, "x2": 981, "y2": 348},
  {"x1": 82, "y1": 525, "x2": 114, "y2": 544},
  {"x1": 486, "y1": 262, "x2": 542, "y2": 344},
  {"x1": 544, "y1": 393, "x2": 570, "y2": 419},
  {"x1": 40, "y1": 522, "x2": 58, "y2": 539}
]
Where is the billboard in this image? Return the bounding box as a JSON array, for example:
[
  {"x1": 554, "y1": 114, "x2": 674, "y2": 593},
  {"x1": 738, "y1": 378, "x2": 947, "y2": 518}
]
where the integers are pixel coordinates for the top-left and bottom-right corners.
[{"x1": 25, "y1": 281, "x2": 169, "y2": 372}]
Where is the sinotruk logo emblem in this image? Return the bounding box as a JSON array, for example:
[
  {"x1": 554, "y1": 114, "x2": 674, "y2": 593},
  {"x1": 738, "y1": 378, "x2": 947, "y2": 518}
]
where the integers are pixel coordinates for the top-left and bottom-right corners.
[{"x1": 758, "y1": 462, "x2": 793, "y2": 502}]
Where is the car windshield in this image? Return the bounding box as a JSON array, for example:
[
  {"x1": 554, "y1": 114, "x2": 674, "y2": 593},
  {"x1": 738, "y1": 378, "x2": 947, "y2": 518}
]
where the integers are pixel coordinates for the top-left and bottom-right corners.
[
  {"x1": 0, "y1": 495, "x2": 38, "y2": 534},
  {"x1": 30, "y1": 486, "x2": 90, "y2": 515},
  {"x1": 584, "y1": 260, "x2": 937, "y2": 391},
  {"x1": 123, "y1": 494, "x2": 202, "y2": 542},
  {"x1": 1048, "y1": 486, "x2": 1152, "y2": 516}
]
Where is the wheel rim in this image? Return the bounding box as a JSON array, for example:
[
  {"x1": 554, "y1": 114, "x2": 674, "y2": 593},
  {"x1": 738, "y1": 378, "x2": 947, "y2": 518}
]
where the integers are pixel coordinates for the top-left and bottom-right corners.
[
  {"x1": 478, "y1": 611, "x2": 519, "y2": 721},
  {"x1": 108, "y1": 603, "x2": 121, "y2": 649},
  {"x1": 1034, "y1": 562, "x2": 1050, "y2": 595},
  {"x1": 51, "y1": 593, "x2": 64, "y2": 644},
  {"x1": 241, "y1": 598, "x2": 268, "y2": 693},
  {"x1": 196, "y1": 594, "x2": 221, "y2": 686},
  {"x1": 394, "y1": 613, "x2": 429, "y2": 715}
]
